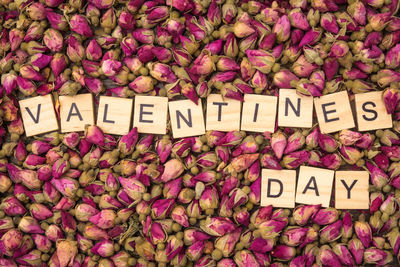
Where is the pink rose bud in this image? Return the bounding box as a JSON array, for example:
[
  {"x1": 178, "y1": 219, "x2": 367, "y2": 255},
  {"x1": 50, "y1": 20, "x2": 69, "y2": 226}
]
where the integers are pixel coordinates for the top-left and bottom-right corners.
[
  {"x1": 70, "y1": 14, "x2": 93, "y2": 38},
  {"x1": 67, "y1": 35, "x2": 85, "y2": 63},
  {"x1": 271, "y1": 244, "x2": 296, "y2": 261},
  {"x1": 85, "y1": 125, "x2": 105, "y2": 146},
  {"x1": 30, "y1": 203, "x2": 53, "y2": 221},
  {"x1": 383, "y1": 88, "x2": 400, "y2": 114},
  {"x1": 18, "y1": 216, "x2": 44, "y2": 234},
  {"x1": 272, "y1": 15, "x2": 291, "y2": 43},
  {"x1": 50, "y1": 53, "x2": 68, "y2": 77},
  {"x1": 0, "y1": 174, "x2": 12, "y2": 194},
  {"x1": 249, "y1": 237, "x2": 274, "y2": 254},
  {"x1": 317, "y1": 245, "x2": 341, "y2": 267},
  {"x1": 320, "y1": 220, "x2": 342, "y2": 243},
  {"x1": 166, "y1": 235, "x2": 184, "y2": 261},
  {"x1": 312, "y1": 208, "x2": 339, "y2": 225},
  {"x1": 15, "y1": 249, "x2": 42, "y2": 266},
  {"x1": 171, "y1": 205, "x2": 189, "y2": 227},
  {"x1": 234, "y1": 250, "x2": 259, "y2": 267},
  {"x1": 160, "y1": 159, "x2": 184, "y2": 182},
  {"x1": 289, "y1": 9, "x2": 310, "y2": 30},
  {"x1": 118, "y1": 11, "x2": 135, "y2": 30},
  {"x1": 299, "y1": 28, "x2": 322, "y2": 48},
  {"x1": 51, "y1": 177, "x2": 79, "y2": 198},
  {"x1": 46, "y1": 10, "x2": 68, "y2": 30},
  {"x1": 340, "y1": 145, "x2": 363, "y2": 165},
  {"x1": 19, "y1": 64, "x2": 44, "y2": 81},
  {"x1": 282, "y1": 227, "x2": 308, "y2": 246},
  {"x1": 260, "y1": 154, "x2": 282, "y2": 170},
  {"x1": 200, "y1": 217, "x2": 235, "y2": 237},
  {"x1": 338, "y1": 129, "x2": 362, "y2": 145},
  {"x1": 86, "y1": 39, "x2": 102, "y2": 61},
  {"x1": 186, "y1": 241, "x2": 205, "y2": 261},
  {"x1": 30, "y1": 53, "x2": 52, "y2": 69},
  {"x1": 151, "y1": 198, "x2": 175, "y2": 220},
  {"x1": 293, "y1": 205, "x2": 320, "y2": 226},
  {"x1": 369, "y1": 12, "x2": 391, "y2": 31},
  {"x1": 43, "y1": 29, "x2": 63, "y2": 52},
  {"x1": 181, "y1": 82, "x2": 199, "y2": 104},
  {"x1": 91, "y1": 240, "x2": 114, "y2": 257},
  {"x1": 332, "y1": 243, "x2": 355, "y2": 266},
  {"x1": 320, "y1": 13, "x2": 339, "y2": 34},
  {"x1": 380, "y1": 193, "x2": 398, "y2": 215},
  {"x1": 292, "y1": 55, "x2": 318, "y2": 77},
  {"x1": 283, "y1": 131, "x2": 305, "y2": 154},
  {"x1": 89, "y1": 209, "x2": 116, "y2": 229},
  {"x1": 75, "y1": 203, "x2": 99, "y2": 222},
  {"x1": 272, "y1": 70, "x2": 299, "y2": 89},
  {"x1": 1, "y1": 228, "x2": 23, "y2": 251},
  {"x1": 245, "y1": 49, "x2": 275, "y2": 74},
  {"x1": 318, "y1": 133, "x2": 337, "y2": 152},
  {"x1": 230, "y1": 153, "x2": 259, "y2": 172},
  {"x1": 83, "y1": 224, "x2": 109, "y2": 240},
  {"x1": 101, "y1": 59, "x2": 122, "y2": 77},
  {"x1": 155, "y1": 138, "x2": 172, "y2": 164},
  {"x1": 366, "y1": 161, "x2": 389, "y2": 189},
  {"x1": 347, "y1": 1, "x2": 366, "y2": 25},
  {"x1": 369, "y1": 192, "x2": 384, "y2": 214},
  {"x1": 355, "y1": 220, "x2": 372, "y2": 248},
  {"x1": 363, "y1": 248, "x2": 390, "y2": 265},
  {"x1": 32, "y1": 234, "x2": 51, "y2": 253},
  {"x1": 9, "y1": 29, "x2": 24, "y2": 51},
  {"x1": 54, "y1": 240, "x2": 78, "y2": 267},
  {"x1": 258, "y1": 219, "x2": 287, "y2": 239},
  {"x1": 217, "y1": 57, "x2": 240, "y2": 72},
  {"x1": 321, "y1": 153, "x2": 341, "y2": 169},
  {"x1": 199, "y1": 186, "x2": 219, "y2": 210},
  {"x1": 282, "y1": 150, "x2": 310, "y2": 169},
  {"x1": 163, "y1": 178, "x2": 182, "y2": 199},
  {"x1": 52, "y1": 158, "x2": 70, "y2": 179}
]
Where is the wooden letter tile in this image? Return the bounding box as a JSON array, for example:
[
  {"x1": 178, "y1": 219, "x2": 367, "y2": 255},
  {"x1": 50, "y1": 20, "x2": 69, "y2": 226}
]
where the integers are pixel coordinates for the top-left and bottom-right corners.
[
  {"x1": 261, "y1": 169, "x2": 296, "y2": 208},
  {"x1": 314, "y1": 91, "x2": 355, "y2": 134},
  {"x1": 335, "y1": 171, "x2": 369, "y2": 210},
  {"x1": 206, "y1": 94, "x2": 241, "y2": 131},
  {"x1": 241, "y1": 94, "x2": 277, "y2": 133},
  {"x1": 133, "y1": 96, "x2": 168, "y2": 134},
  {"x1": 19, "y1": 94, "x2": 59, "y2": 137},
  {"x1": 354, "y1": 91, "x2": 392, "y2": 131},
  {"x1": 278, "y1": 89, "x2": 313, "y2": 128},
  {"x1": 169, "y1": 99, "x2": 205, "y2": 138},
  {"x1": 295, "y1": 166, "x2": 334, "y2": 207},
  {"x1": 96, "y1": 96, "x2": 133, "y2": 135},
  {"x1": 59, "y1": 94, "x2": 95, "y2": 133}
]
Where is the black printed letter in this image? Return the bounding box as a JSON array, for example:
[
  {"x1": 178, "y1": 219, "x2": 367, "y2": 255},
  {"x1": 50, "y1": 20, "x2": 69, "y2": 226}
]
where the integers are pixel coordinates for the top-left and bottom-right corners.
[
  {"x1": 213, "y1": 102, "x2": 228, "y2": 121},
  {"x1": 176, "y1": 109, "x2": 192, "y2": 129},
  {"x1": 321, "y1": 102, "x2": 339, "y2": 123},
  {"x1": 103, "y1": 104, "x2": 115, "y2": 123},
  {"x1": 302, "y1": 176, "x2": 320, "y2": 196},
  {"x1": 341, "y1": 179, "x2": 358, "y2": 199},
  {"x1": 25, "y1": 104, "x2": 41, "y2": 124},
  {"x1": 66, "y1": 103, "x2": 83, "y2": 122},
  {"x1": 285, "y1": 98, "x2": 301, "y2": 117},
  {"x1": 361, "y1": 102, "x2": 378, "y2": 121},
  {"x1": 267, "y1": 179, "x2": 283, "y2": 198},
  {"x1": 139, "y1": 104, "x2": 154, "y2": 123}
]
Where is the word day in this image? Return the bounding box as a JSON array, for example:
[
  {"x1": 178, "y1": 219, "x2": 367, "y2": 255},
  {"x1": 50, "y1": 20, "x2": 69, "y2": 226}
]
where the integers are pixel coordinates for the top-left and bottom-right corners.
[
  {"x1": 18, "y1": 90, "x2": 392, "y2": 138},
  {"x1": 261, "y1": 167, "x2": 369, "y2": 210}
]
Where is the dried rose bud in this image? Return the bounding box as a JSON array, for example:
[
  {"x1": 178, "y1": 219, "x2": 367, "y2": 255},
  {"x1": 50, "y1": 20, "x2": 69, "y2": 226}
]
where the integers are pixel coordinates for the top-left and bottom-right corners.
[
  {"x1": 363, "y1": 248, "x2": 391, "y2": 265},
  {"x1": 271, "y1": 244, "x2": 296, "y2": 261},
  {"x1": 233, "y1": 250, "x2": 258, "y2": 267},
  {"x1": 366, "y1": 161, "x2": 389, "y2": 189},
  {"x1": 320, "y1": 220, "x2": 342, "y2": 243},
  {"x1": 383, "y1": 88, "x2": 400, "y2": 114},
  {"x1": 282, "y1": 227, "x2": 308, "y2": 246},
  {"x1": 259, "y1": 219, "x2": 287, "y2": 239},
  {"x1": 317, "y1": 245, "x2": 341, "y2": 267},
  {"x1": 32, "y1": 234, "x2": 51, "y2": 253},
  {"x1": 30, "y1": 203, "x2": 53, "y2": 221},
  {"x1": 293, "y1": 205, "x2": 320, "y2": 226},
  {"x1": 282, "y1": 150, "x2": 310, "y2": 169},
  {"x1": 245, "y1": 49, "x2": 275, "y2": 74},
  {"x1": 160, "y1": 159, "x2": 184, "y2": 183},
  {"x1": 18, "y1": 216, "x2": 43, "y2": 234},
  {"x1": 354, "y1": 220, "x2": 372, "y2": 248}
]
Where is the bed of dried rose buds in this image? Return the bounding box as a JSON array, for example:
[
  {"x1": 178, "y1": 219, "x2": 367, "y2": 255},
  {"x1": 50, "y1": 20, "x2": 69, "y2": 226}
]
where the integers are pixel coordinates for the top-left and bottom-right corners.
[{"x1": 0, "y1": 0, "x2": 400, "y2": 266}]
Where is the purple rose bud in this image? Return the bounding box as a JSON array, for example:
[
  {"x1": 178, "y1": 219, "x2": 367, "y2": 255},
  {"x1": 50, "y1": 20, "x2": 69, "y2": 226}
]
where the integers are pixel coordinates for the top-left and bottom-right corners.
[
  {"x1": 355, "y1": 220, "x2": 372, "y2": 248},
  {"x1": 282, "y1": 150, "x2": 310, "y2": 169},
  {"x1": 317, "y1": 245, "x2": 341, "y2": 267},
  {"x1": 383, "y1": 88, "x2": 400, "y2": 114},
  {"x1": 289, "y1": 9, "x2": 309, "y2": 30},
  {"x1": 363, "y1": 248, "x2": 390, "y2": 265},
  {"x1": 234, "y1": 250, "x2": 259, "y2": 267},
  {"x1": 30, "y1": 203, "x2": 53, "y2": 221},
  {"x1": 293, "y1": 205, "x2": 320, "y2": 226},
  {"x1": 298, "y1": 28, "x2": 322, "y2": 47},
  {"x1": 245, "y1": 49, "x2": 275, "y2": 74},
  {"x1": 200, "y1": 217, "x2": 235, "y2": 237},
  {"x1": 320, "y1": 13, "x2": 339, "y2": 34},
  {"x1": 70, "y1": 14, "x2": 93, "y2": 38},
  {"x1": 312, "y1": 208, "x2": 339, "y2": 225},
  {"x1": 18, "y1": 216, "x2": 44, "y2": 234},
  {"x1": 85, "y1": 125, "x2": 105, "y2": 146},
  {"x1": 271, "y1": 244, "x2": 296, "y2": 261},
  {"x1": 273, "y1": 70, "x2": 299, "y2": 89},
  {"x1": 366, "y1": 161, "x2": 389, "y2": 189},
  {"x1": 320, "y1": 220, "x2": 342, "y2": 243}
]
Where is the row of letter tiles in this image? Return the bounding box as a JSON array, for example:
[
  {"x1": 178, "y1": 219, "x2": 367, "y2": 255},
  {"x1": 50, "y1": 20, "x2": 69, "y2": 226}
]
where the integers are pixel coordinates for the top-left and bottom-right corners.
[
  {"x1": 261, "y1": 167, "x2": 369, "y2": 209},
  {"x1": 19, "y1": 91, "x2": 392, "y2": 137}
]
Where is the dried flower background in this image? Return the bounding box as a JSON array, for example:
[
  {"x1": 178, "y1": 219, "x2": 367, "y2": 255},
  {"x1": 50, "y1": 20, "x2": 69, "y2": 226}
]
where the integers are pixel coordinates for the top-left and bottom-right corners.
[{"x1": 1, "y1": 0, "x2": 400, "y2": 266}]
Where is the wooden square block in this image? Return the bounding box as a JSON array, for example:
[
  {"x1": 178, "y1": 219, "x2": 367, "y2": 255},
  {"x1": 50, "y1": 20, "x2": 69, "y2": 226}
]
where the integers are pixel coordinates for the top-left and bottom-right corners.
[
  {"x1": 241, "y1": 94, "x2": 277, "y2": 133},
  {"x1": 261, "y1": 169, "x2": 296, "y2": 208},
  {"x1": 295, "y1": 166, "x2": 334, "y2": 207},
  {"x1": 19, "y1": 94, "x2": 59, "y2": 137},
  {"x1": 96, "y1": 96, "x2": 133, "y2": 135},
  {"x1": 314, "y1": 91, "x2": 355, "y2": 134},
  {"x1": 335, "y1": 171, "x2": 369, "y2": 210},
  {"x1": 169, "y1": 99, "x2": 205, "y2": 138},
  {"x1": 206, "y1": 94, "x2": 241, "y2": 131},
  {"x1": 59, "y1": 94, "x2": 95, "y2": 133},
  {"x1": 133, "y1": 96, "x2": 168, "y2": 134},
  {"x1": 354, "y1": 91, "x2": 392, "y2": 131},
  {"x1": 278, "y1": 89, "x2": 313, "y2": 128}
]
